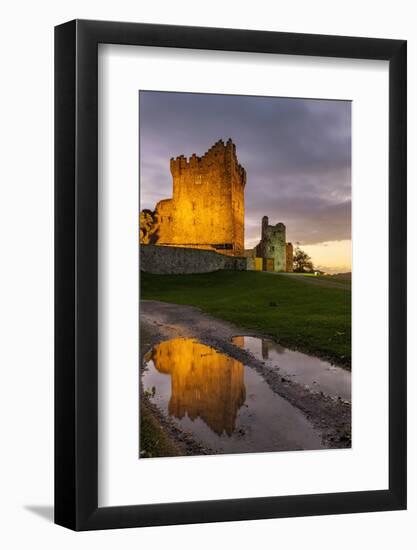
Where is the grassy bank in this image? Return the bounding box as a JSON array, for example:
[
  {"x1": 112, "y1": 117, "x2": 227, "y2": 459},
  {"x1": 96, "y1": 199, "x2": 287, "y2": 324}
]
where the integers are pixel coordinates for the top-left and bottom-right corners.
[
  {"x1": 140, "y1": 399, "x2": 181, "y2": 458},
  {"x1": 141, "y1": 271, "x2": 351, "y2": 368}
]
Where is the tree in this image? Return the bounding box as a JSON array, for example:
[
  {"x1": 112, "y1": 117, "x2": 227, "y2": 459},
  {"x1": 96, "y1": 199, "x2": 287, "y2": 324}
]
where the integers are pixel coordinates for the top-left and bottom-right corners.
[
  {"x1": 293, "y1": 247, "x2": 314, "y2": 273},
  {"x1": 140, "y1": 209, "x2": 159, "y2": 244}
]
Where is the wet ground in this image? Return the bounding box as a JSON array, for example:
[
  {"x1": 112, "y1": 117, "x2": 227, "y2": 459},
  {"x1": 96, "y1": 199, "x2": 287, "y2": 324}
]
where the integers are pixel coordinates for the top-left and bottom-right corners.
[
  {"x1": 140, "y1": 300, "x2": 351, "y2": 457},
  {"x1": 232, "y1": 336, "x2": 351, "y2": 401},
  {"x1": 143, "y1": 338, "x2": 323, "y2": 454}
]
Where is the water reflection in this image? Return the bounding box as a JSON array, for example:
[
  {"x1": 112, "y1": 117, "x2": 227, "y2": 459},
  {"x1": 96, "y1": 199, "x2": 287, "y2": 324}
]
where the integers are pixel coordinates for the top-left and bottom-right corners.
[
  {"x1": 146, "y1": 338, "x2": 245, "y2": 435},
  {"x1": 142, "y1": 337, "x2": 323, "y2": 455},
  {"x1": 232, "y1": 336, "x2": 351, "y2": 401},
  {"x1": 233, "y1": 336, "x2": 285, "y2": 361}
]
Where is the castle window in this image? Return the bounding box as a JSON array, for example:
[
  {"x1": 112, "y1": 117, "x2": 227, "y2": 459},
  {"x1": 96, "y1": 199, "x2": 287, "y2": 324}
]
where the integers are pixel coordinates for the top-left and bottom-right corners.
[{"x1": 195, "y1": 175, "x2": 202, "y2": 185}]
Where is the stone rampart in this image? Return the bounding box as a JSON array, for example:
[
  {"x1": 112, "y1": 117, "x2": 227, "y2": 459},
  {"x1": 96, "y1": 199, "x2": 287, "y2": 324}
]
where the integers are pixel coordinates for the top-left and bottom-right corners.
[{"x1": 141, "y1": 244, "x2": 247, "y2": 275}]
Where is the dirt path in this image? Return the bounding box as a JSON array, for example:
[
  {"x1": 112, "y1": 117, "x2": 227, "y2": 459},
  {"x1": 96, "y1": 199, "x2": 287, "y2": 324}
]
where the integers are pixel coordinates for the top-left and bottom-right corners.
[{"x1": 140, "y1": 300, "x2": 351, "y2": 453}]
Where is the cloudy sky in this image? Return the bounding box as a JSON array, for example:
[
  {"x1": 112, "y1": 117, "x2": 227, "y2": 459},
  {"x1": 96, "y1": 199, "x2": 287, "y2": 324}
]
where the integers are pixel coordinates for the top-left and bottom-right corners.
[{"x1": 139, "y1": 91, "x2": 351, "y2": 272}]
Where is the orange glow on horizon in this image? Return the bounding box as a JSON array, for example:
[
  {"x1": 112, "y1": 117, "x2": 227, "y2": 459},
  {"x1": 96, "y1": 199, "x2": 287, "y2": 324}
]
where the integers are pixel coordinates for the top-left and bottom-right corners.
[{"x1": 301, "y1": 239, "x2": 352, "y2": 273}]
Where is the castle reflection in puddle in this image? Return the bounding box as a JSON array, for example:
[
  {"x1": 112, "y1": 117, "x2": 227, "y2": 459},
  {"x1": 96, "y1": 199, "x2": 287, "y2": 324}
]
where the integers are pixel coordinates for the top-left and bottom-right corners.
[
  {"x1": 146, "y1": 338, "x2": 246, "y2": 436},
  {"x1": 143, "y1": 337, "x2": 325, "y2": 455},
  {"x1": 235, "y1": 335, "x2": 286, "y2": 361},
  {"x1": 232, "y1": 335, "x2": 351, "y2": 402}
]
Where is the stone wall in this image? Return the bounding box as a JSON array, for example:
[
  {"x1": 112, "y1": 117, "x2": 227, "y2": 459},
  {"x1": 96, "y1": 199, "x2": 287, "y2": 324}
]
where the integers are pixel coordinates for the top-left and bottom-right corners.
[
  {"x1": 140, "y1": 244, "x2": 247, "y2": 275},
  {"x1": 286, "y1": 242, "x2": 294, "y2": 272}
]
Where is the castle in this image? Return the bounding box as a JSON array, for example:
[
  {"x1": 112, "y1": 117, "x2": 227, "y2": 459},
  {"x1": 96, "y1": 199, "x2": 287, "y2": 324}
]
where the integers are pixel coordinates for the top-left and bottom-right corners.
[
  {"x1": 141, "y1": 138, "x2": 246, "y2": 256},
  {"x1": 140, "y1": 139, "x2": 293, "y2": 273}
]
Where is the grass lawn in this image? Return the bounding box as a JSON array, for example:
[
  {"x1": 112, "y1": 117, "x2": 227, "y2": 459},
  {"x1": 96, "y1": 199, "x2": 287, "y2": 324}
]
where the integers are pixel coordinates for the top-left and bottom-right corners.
[
  {"x1": 141, "y1": 270, "x2": 351, "y2": 368},
  {"x1": 305, "y1": 273, "x2": 352, "y2": 286}
]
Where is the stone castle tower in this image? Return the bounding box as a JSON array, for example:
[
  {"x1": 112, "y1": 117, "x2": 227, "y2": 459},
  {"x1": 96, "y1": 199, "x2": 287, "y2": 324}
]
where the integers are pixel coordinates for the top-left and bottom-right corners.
[
  {"x1": 255, "y1": 216, "x2": 287, "y2": 272},
  {"x1": 142, "y1": 139, "x2": 246, "y2": 256}
]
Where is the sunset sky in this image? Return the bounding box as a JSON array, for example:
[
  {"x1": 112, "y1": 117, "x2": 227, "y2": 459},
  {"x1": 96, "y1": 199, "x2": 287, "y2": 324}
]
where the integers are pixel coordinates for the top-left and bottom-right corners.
[{"x1": 139, "y1": 91, "x2": 351, "y2": 273}]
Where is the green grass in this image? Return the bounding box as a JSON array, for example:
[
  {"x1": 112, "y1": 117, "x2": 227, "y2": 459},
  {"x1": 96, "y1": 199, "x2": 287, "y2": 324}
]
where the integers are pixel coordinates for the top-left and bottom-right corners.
[
  {"x1": 317, "y1": 274, "x2": 352, "y2": 286},
  {"x1": 141, "y1": 270, "x2": 351, "y2": 368},
  {"x1": 284, "y1": 273, "x2": 352, "y2": 287},
  {"x1": 140, "y1": 400, "x2": 180, "y2": 458}
]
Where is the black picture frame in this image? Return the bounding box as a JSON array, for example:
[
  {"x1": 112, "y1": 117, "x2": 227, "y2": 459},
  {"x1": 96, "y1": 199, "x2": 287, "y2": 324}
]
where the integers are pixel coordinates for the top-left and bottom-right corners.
[{"x1": 55, "y1": 19, "x2": 407, "y2": 531}]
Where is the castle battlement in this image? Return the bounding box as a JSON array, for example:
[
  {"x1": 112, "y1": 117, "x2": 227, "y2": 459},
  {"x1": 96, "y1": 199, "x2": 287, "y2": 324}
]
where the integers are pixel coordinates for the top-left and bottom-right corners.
[{"x1": 170, "y1": 138, "x2": 246, "y2": 186}]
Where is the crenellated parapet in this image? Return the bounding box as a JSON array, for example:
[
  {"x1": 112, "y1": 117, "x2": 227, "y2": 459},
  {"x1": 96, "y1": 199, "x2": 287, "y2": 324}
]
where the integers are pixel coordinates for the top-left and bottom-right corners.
[{"x1": 170, "y1": 138, "x2": 246, "y2": 187}]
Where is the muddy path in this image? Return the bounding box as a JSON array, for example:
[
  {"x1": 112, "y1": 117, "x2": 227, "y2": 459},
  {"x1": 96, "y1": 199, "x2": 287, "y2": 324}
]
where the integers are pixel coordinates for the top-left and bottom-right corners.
[{"x1": 140, "y1": 300, "x2": 351, "y2": 454}]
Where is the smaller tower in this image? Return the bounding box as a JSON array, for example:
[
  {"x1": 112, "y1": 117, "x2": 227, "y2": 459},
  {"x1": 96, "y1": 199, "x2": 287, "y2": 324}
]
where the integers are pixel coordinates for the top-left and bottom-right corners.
[{"x1": 255, "y1": 218, "x2": 286, "y2": 272}]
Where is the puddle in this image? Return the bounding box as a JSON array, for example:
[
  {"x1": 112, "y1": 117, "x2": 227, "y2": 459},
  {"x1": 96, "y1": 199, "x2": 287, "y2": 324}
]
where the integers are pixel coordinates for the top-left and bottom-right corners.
[
  {"x1": 232, "y1": 336, "x2": 351, "y2": 402},
  {"x1": 142, "y1": 337, "x2": 322, "y2": 455}
]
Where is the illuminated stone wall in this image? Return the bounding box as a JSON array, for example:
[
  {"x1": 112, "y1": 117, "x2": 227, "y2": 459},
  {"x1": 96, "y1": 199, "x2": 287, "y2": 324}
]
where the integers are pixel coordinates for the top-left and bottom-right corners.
[
  {"x1": 141, "y1": 139, "x2": 246, "y2": 256},
  {"x1": 286, "y1": 242, "x2": 294, "y2": 272}
]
